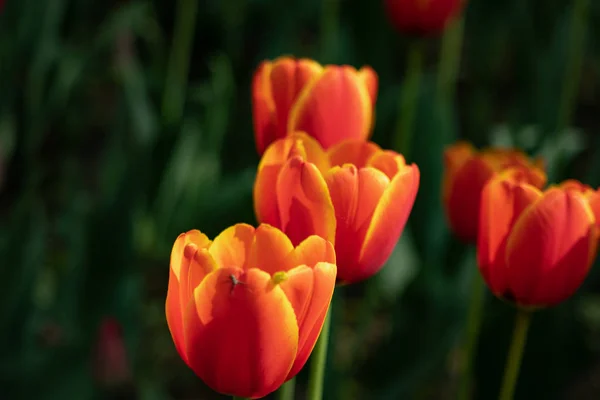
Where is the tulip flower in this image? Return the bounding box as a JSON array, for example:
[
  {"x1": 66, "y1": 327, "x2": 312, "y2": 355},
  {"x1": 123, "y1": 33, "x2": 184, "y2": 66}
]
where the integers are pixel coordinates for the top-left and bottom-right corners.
[
  {"x1": 92, "y1": 317, "x2": 131, "y2": 389},
  {"x1": 165, "y1": 223, "x2": 337, "y2": 399},
  {"x1": 477, "y1": 169, "x2": 599, "y2": 308},
  {"x1": 443, "y1": 141, "x2": 546, "y2": 243},
  {"x1": 384, "y1": 0, "x2": 466, "y2": 36},
  {"x1": 559, "y1": 180, "x2": 600, "y2": 228},
  {"x1": 252, "y1": 57, "x2": 378, "y2": 154},
  {"x1": 254, "y1": 132, "x2": 419, "y2": 284}
]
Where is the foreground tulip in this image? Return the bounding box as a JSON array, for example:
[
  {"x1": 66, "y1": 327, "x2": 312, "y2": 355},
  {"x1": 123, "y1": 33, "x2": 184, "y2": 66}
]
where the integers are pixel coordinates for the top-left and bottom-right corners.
[
  {"x1": 443, "y1": 142, "x2": 546, "y2": 243},
  {"x1": 165, "y1": 224, "x2": 337, "y2": 399},
  {"x1": 254, "y1": 132, "x2": 419, "y2": 284},
  {"x1": 252, "y1": 57, "x2": 378, "y2": 154},
  {"x1": 384, "y1": 0, "x2": 465, "y2": 36},
  {"x1": 477, "y1": 170, "x2": 599, "y2": 308}
]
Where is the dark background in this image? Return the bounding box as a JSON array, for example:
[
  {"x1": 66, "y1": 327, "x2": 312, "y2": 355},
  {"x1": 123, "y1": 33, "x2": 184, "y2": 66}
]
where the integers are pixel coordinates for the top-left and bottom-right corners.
[{"x1": 1, "y1": 0, "x2": 600, "y2": 399}]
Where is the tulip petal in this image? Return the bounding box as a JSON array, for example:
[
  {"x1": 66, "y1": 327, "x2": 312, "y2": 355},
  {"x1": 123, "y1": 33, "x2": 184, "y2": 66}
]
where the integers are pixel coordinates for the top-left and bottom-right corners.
[
  {"x1": 248, "y1": 224, "x2": 294, "y2": 275},
  {"x1": 279, "y1": 262, "x2": 336, "y2": 378},
  {"x1": 252, "y1": 62, "x2": 277, "y2": 154},
  {"x1": 276, "y1": 156, "x2": 336, "y2": 246},
  {"x1": 367, "y1": 150, "x2": 406, "y2": 180},
  {"x1": 208, "y1": 224, "x2": 255, "y2": 270},
  {"x1": 254, "y1": 133, "x2": 331, "y2": 227},
  {"x1": 270, "y1": 58, "x2": 323, "y2": 141},
  {"x1": 477, "y1": 175, "x2": 543, "y2": 299},
  {"x1": 504, "y1": 188, "x2": 598, "y2": 306},
  {"x1": 358, "y1": 66, "x2": 378, "y2": 104},
  {"x1": 358, "y1": 164, "x2": 420, "y2": 283},
  {"x1": 327, "y1": 140, "x2": 381, "y2": 169},
  {"x1": 587, "y1": 191, "x2": 600, "y2": 229},
  {"x1": 444, "y1": 156, "x2": 498, "y2": 242},
  {"x1": 289, "y1": 235, "x2": 336, "y2": 269},
  {"x1": 166, "y1": 231, "x2": 212, "y2": 361},
  {"x1": 184, "y1": 267, "x2": 299, "y2": 399},
  {"x1": 288, "y1": 66, "x2": 373, "y2": 149},
  {"x1": 325, "y1": 165, "x2": 390, "y2": 283}
]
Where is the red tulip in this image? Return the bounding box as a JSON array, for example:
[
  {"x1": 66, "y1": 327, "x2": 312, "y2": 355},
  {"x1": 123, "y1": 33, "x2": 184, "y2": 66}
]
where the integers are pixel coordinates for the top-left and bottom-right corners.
[
  {"x1": 384, "y1": 0, "x2": 466, "y2": 36},
  {"x1": 477, "y1": 170, "x2": 599, "y2": 307},
  {"x1": 443, "y1": 142, "x2": 546, "y2": 243},
  {"x1": 165, "y1": 224, "x2": 337, "y2": 399},
  {"x1": 252, "y1": 57, "x2": 378, "y2": 154},
  {"x1": 254, "y1": 132, "x2": 419, "y2": 284}
]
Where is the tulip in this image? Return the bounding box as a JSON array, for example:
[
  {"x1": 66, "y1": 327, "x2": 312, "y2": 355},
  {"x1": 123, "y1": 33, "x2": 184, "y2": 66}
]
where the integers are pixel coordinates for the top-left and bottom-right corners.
[
  {"x1": 252, "y1": 57, "x2": 378, "y2": 154},
  {"x1": 443, "y1": 141, "x2": 546, "y2": 243},
  {"x1": 165, "y1": 223, "x2": 337, "y2": 399},
  {"x1": 477, "y1": 169, "x2": 599, "y2": 308},
  {"x1": 92, "y1": 318, "x2": 131, "y2": 389},
  {"x1": 254, "y1": 132, "x2": 419, "y2": 284},
  {"x1": 559, "y1": 180, "x2": 600, "y2": 228},
  {"x1": 384, "y1": 0, "x2": 466, "y2": 36}
]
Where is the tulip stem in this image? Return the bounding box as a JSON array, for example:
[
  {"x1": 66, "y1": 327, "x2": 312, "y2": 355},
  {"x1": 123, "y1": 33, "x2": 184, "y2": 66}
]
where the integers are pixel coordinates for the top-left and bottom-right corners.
[
  {"x1": 307, "y1": 306, "x2": 332, "y2": 400},
  {"x1": 556, "y1": 0, "x2": 588, "y2": 138},
  {"x1": 393, "y1": 39, "x2": 424, "y2": 160},
  {"x1": 161, "y1": 0, "x2": 198, "y2": 126},
  {"x1": 457, "y1": 271, "x2": 486, "y2": 400},
  {"x1": 437, "y1": 16, "x2": 464, "y2": 104},
  {"x1": 276, "y1": 377, "x2": 296, "y2": 400},
  {"x1": 498, "y1": 310, "x2": 532, "y2": 400}
]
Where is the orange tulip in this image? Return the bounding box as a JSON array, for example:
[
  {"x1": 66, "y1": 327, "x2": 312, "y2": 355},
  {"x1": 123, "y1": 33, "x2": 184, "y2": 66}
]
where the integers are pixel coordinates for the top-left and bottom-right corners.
[
  {"x1": 252, "y1": 57, "x2": 378, "y2": 154},
  {"x1": 384, "y1": 0, "x2": 465, "y2": 36},
  {"x1": 443, "y1": 141, "x2": 546, "y2": 243},
  {"x1": 165, "y1": 224, "x2": 336, "y2": 399},
  {"x1": 477, "y1": 170, "x2": 599, "y2": 308},
  {"x1": 559, "y1": 180, "x2": 600, "y2": 228},
  {"x1": 254, "y1": 132, "x2": 419, "y2": 284}
]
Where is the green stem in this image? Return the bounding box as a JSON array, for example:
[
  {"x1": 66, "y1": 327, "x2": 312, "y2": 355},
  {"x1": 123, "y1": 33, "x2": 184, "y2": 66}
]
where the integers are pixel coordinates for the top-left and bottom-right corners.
[
  {"x1": 457, "y1": 272, "x2": 486, "y2": 400},
  {"x1": 555, "y1": 0, "x2": 588, "y2": 137},
  {"x1": 320, "y1": 0, "x2": 339, "y2": 62},
  {"x1": 307, "y1": 306, "x2": 332, "y2": 400},
  {"x1": 161, "y1": 0, "x2": 199, "y2": 126},
  {"x1": 276, "y1": 377, "x2": 296, "y2": 400},
  {"x1": 393, "y1": 40, "x2": 424, "y2": 160},
  {"x1": 436, "y1": 16, "x2": 464, "y2": 104},
  {"x1": 498, "y1": 310, "x2": 532, "y2": 400}
]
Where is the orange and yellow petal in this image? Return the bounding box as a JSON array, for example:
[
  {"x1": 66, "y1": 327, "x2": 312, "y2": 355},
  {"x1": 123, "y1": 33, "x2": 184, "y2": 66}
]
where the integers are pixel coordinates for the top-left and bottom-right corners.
[
  {"x1": 367, "y1": 150, "x2": 407, "y2": 180},
  {"x1": 325, "y1": 165, "x2": 390, "y2": 283},
  {"x1": 276, "y1": 156, "x2": 336, "y2": 246},
  {"x1": 288, "y1": 235, "x2": 336, "y2": 270},
  {"x1": 248, "y1": 224, "x2": 295, "y2": 275},
  {"x1": 288, "y1": 66, "x2": 373, "y2": 149},
  {"x1": 184, "y1": 267, "x2": 298, "y2": 399},
  {"x1": 279, "y1": 262, "x2": 336, "y2": 378},
  {"x1": 252, "y1": 61, "x2": 277, "y2": 155},
  {"x1": 208, "y1": 224, "x2": 255, "y2": 270},
  {"x1": 476, "y1": 174, "x2": 543, "y2": 298},
  {"x1": 358, "y1": 66, "x2": 378, "y2": 104},
  {"x1": 504, "y1": 189, "x2": 598, "y2": 307},
  {"x1": 327, "y1": 140, "x2": 381, "y2": 169},
  {"x1": 357, "y1": 164, "x2": 420, "y2": 283}
]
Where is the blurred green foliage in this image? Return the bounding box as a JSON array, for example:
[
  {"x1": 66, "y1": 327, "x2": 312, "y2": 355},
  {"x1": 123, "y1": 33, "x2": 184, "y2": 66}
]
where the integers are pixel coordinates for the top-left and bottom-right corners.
[{"x1": 1, "y1": 0, "x2": 600, "y2": 399}]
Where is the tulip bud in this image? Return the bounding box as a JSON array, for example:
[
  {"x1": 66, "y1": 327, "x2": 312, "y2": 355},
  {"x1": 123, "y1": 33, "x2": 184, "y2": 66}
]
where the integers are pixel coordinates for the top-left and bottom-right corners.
[
  {"x1": 477, "y1": 170, "x2": 599, "y2": 308},
  {"x1": 443, "y1": 142, "x2": 546, "y2": 243},
  {"x1": 254, "y1": 133, "x2": 419, "y2": 284},
  {"x1": 252, "y1": 57, "x2": 378, "y2": 154},
  {"x1": 92, "y1": 317, "x2": 131, "y2": 389},
  {"x1": 384, "y1": 0, "x2": 466, "y2": 36},
  {"x1": 165, "y1": 224, "x2": 337, "y2": 399}
]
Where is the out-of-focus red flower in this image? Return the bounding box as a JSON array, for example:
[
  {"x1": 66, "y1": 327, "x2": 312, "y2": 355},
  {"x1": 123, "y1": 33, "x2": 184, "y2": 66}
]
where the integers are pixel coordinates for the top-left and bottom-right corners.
[
  {"x1": 477, "y1": 170, "x2": 599, "y2": 308},
  {"x1": 165, "y1": 224, "x2": 337, "y2": 399},
  {"x1": 443, "y1": 141, "x2": 546, "y2": 243},
  {"x1": 92, "y1": 317, "x2": 131, "y2": 388},
  {"x1": 252, "y1": 57, "x2": 378, "y2": 154},
  {"x1": 384, "y1": 0, "x2": 466, "y2": 36},
  {"x1": 254, "y1": 132, "x2": 419, "y2": 284}
]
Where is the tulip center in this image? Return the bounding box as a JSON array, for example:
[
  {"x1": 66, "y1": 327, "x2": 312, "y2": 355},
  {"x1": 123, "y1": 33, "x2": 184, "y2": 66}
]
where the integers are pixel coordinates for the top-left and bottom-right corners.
[{"x1": 229, "y1": 273, "x2": 246, "y2": 293}]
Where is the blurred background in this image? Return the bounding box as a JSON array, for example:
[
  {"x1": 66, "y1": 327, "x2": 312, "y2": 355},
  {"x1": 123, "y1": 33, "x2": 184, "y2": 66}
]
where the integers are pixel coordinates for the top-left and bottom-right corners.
[{"x1": 1, "y1": 0, "x2": 600, "y2": 399}]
